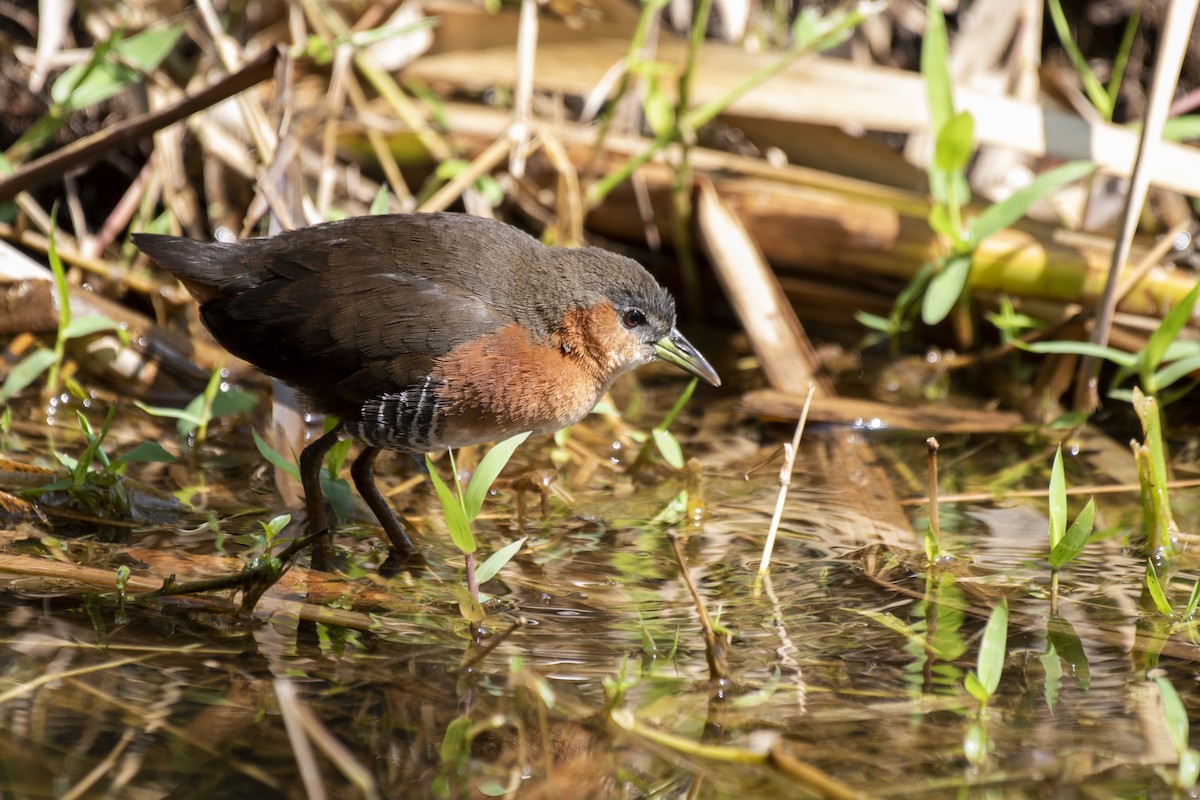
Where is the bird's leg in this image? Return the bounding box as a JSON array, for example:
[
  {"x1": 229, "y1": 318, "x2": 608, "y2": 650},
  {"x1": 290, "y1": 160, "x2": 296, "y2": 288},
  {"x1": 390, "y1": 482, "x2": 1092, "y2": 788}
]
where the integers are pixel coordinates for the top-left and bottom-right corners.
[
  {"x1": 299, "y1": 424, "x2": 345, "y2": 571},
  {"x1": 350, "y1": 445, "x2": 415, "y2": 558}
]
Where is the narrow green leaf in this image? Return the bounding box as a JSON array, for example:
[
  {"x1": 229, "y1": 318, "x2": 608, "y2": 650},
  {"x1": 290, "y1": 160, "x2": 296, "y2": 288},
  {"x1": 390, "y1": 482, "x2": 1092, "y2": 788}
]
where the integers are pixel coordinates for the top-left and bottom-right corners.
[
  {"x1": 61, "y1": 316, "x2": 122, "y2": 340},
  {"x1": 975, "y1": 599, "x2": 1008, "y2": 698},
  {"x1": 1140, "y1": 279, "x2": 1200, "y2": 386},
  {"x1": 426, "y1": 455, "x2": 475, "y2": 554},
  {"x1": 927, "y1": 203, "x2": 957, "y2": 240},
  {"x1": 252, "y1": 429, "x2": 300, "y2": 482},
  {"x1": 116, "y1": 441, "x2": 176, "y2": 463},
  {"x1": 463, "y1": 431, "x2": 530, "y2": 523},
  {"x1": 652, "y1": 428, "x2": 684, "y2": 469},
  {"x1": 1184, "y1": 578, "x2": 1200, "y2": 620},
  {"x1": 369, "y1": 186, "x2": 390, "y2": 215},
  {"x1": 73, "y1": 407, "x2": 115, "y2": 485},
  {"x1": 209, "y1": 388, "x2": 258, "y2": 419},
  {"x1": 320, "y1": 474, "x2": 351, "y2": 525},
  {"x1": 1049, "y1": 498, "x2": 1095, "y2": 569},
  {"x1": 1048, "y1": 447, "x2": 1066, "y2": 550},
  {"x1": 920, "y1": 0, "x2": 953, "y2": 139},
  {"x1": 854, "y1": 311, "x2": 894, "y2": 333},
  {"x1": 1156, "y1": 676, "x2": 1190, "y2": 754},
  {"x1": 967, "y1": 161, "x2": 1095, "y2": 247},
  {"x1": 0, "y1": 348, "x2": 57, "y2": 401},
  {"x1": 1181, "y1": 748, "x2": 1200, "y2": 790},
  {"x1": 475, "y1": 537, "x2": 526, "y2": 584},
  {"x1": 963, "y1": 672, "x2": 989, "y2": 705},
  {"x1": 1020, "y1": 339, "x2": 1138, "y2": 366},
  {"x1": 1045, "y1": 0, "x2": 1112, "y2": 118},
  {"x1": 133, "y1": 400, "x2": 203, "y2": 427},
  {"x1": 921, "y1": 252, "x2": 971, "y2": 325},
  {"x1": 934, "y1": 111, "x2": 975, "y2": 173},
  {"x1": 52, "y1": 23, "x2": 185, "y2": 110},
  {"x1": 1145, "y1": 560, "x2": 1175, "y2": 617}
]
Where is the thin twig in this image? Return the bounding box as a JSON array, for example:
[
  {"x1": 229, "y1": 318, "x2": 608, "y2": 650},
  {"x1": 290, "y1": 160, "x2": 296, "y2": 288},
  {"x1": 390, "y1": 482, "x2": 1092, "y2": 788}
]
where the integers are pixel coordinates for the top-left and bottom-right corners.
[
  {"x1": 756, "y1": 383, "x2": 816, "y2": 584},
  {"x1": 926, "y1": 437, "x2": 940, "y2": 552}
]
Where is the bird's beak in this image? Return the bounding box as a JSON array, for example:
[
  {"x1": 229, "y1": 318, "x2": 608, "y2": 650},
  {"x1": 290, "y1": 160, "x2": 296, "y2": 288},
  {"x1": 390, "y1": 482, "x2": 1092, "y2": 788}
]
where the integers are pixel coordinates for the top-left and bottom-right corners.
[{"x1": 653, "y1": 328, "x2": 721, "y2": 387}]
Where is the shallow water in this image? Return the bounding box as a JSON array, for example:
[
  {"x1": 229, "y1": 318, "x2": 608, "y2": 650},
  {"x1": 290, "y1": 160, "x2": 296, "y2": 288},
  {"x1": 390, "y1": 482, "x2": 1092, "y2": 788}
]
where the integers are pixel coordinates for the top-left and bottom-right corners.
[{"x1": 1, "y1": 376, "x2": 1198, "y2": 799}]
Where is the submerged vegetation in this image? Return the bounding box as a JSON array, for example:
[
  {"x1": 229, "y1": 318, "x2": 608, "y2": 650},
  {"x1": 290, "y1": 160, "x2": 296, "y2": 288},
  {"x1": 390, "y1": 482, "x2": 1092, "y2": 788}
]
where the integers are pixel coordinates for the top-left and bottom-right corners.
[{"x1": 2, "y1": 0, "x2": 1200, "y2": 797}]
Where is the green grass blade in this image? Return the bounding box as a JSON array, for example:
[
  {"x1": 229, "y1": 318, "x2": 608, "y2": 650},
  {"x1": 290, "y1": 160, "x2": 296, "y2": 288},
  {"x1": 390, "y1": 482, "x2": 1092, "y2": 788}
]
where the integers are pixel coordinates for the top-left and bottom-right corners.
[
  {"x1": 252, "y1": 429, "x2": 300, "y2": 482},
  {"x1": 920, "y1": 0, "x2": 953, "y2": 140},
  {"x1": 1140, "y1": 279, "x2": 1200, "y2": 389},
  {"x1": 463, "y1": 431, "x2": 530, "y2": 523},
  {"x1": 1145, "y1": 560, "x2": 1175, "y2": 617},
  {"x1": 475, "y1": 537, "x2": 527, "y2": 585},
  {"x1": 1049, "y1": 498, "x2": 1095, "y2": 569},
  {"x1": 0, "y1": 348, "x2": 57, "y2": 401},
  {"x1": 921, "y1": 252, "x2": 970, "y2": 325},
  {"x1": 427, "y1": 454, "x2": 475, "y2": 554},
  {"x1": 1048, "y1": 446, "x2": 1066, "y2": 549},
  {"x1": 967, "y1": 161, "x2": 1095, "y2": 247}
]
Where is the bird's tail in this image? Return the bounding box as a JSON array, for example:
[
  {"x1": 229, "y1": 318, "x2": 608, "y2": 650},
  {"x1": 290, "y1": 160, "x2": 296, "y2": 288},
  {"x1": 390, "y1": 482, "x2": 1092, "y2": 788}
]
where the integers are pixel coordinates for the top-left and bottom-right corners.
[{"x1": 132, "y1": 234, "x2": 251, "y2": 303}]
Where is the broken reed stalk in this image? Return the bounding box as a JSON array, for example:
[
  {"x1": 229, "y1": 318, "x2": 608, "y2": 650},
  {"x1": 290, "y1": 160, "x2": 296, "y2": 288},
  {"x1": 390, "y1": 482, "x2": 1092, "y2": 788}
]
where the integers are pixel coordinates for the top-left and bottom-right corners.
[
  {"x1": 666, "y1": 531, "x2": 728, "y2": 686},
  {"x1": 756, "y1": 384, "x2": 816, "y2": 584},
  {"x1": 926, "y1": 437, "x2": 940, "y2": 554}
]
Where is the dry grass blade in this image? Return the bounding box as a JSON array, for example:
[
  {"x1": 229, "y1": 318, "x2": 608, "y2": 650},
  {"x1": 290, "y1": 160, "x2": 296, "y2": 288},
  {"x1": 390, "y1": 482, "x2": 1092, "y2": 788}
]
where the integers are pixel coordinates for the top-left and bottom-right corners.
[{"x1": 276, "y1": 678, "x2": 382, "y2": 800}]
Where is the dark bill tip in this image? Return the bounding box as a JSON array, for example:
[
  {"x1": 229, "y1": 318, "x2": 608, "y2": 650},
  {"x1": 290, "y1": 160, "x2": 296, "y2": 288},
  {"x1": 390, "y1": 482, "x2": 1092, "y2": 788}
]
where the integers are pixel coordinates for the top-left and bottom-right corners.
[{"x1": 653, "y1": 328, "x2": 721, "y2": 387}]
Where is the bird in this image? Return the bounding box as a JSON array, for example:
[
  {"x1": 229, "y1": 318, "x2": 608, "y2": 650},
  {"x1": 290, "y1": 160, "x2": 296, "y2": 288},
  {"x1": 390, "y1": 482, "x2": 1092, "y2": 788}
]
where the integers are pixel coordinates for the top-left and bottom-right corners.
[{"x1": 133, "y1": 212, "x2": 720, "y2": 569}]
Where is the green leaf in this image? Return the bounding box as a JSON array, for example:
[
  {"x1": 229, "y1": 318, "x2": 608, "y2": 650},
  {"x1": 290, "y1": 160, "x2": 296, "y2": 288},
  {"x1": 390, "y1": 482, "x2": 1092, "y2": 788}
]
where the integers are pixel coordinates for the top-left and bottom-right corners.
[
  {"x1": 927, "y1": 203, "x2": 957, "y2": 240},
  {"x1": 643, "y1": 73, "x2": 674, "y2": 139},
  {"x1": 652, "y1": 428, "x2": 684, "y2": 469},
  {"x1": 1020, "y1": 339, "x2": 1138, "y2": 367},
  {"x1": 52, "y1": 24, "x2": 185, "y2": 110},
  {"x1": 967, "y1": 161, "x2": 1095, "y2": 247},
  {"x1": 134, "y1": 401, "x2": 203, "y2": 427},
  {"x1": 370, "y1": 186, "x2": 390, "y2": 215},
  {"x1": 934, "y1": 111, "x2": 975, "y2": 173},
  {"x1": 1156, "y1": 676, "x2": 1190, "y2": 754},
  {"x1": 1046, "y1": 0, "x2": 1113, "y2": 119},
  {"x1": 1048, "y1": 447, "x2": 1066, "y2": 550},
  {"x1": 115, "y1": 441, "x2": 176, "y2": 463},
  {"x1": 1163, "y1": 115, "x2": 1200, "y2": 141},
  {"x1": 0, "y1": 348, "x2": 57, "y2": 401},
  {"x1": 1140, "y1": 279, "x2": 1200, "y2": 388},
  {"x1": 252, "y1": 429, "x2": 300, "y2": 482},
  {"x1": 61, "y1": 316, "x2": 123, "y2": 340},
  {"x1": 854, "y1": 311, "x2": 894, "y2": 333},
  {"x1": 920, "y1": 0, "x2": 953, "y2": 139},
  {"x1": 921, "y1": 252, "x2": 971, "y2": 325},
  {"x1": 1050, "y1": 498, "x2": 1095, "y2": 569},
  {"x1": 975, "y1": 599, "x2": 1008, "y2": 698},
  {"x1": 73, "y1": 407, "x2": 116, "y2": 485},
  {"x1": 320, "y1": 474, "x2": 351, "y2": 525},
  {"x1": 1145, "y1": 560, "x2": 1175, "y2": 617},
  {"x1": 475, "y1": 537, "x2": 526, "y2": 584},
  {"x1": 1184, "y1": 578, "x2": 1200, "y2": 620},
  {"x1": 210, "y1": 387, "x2": 258, "y2": 419},
  {"x1": 963, "y1": 672, "x2": 989, "y2": 705},
  {"x1": 426, "y1": 454, "x2": 475, "y2": 554},
  {"x1": 463, "y1": 431, "x2": 530, "y2": 523}
]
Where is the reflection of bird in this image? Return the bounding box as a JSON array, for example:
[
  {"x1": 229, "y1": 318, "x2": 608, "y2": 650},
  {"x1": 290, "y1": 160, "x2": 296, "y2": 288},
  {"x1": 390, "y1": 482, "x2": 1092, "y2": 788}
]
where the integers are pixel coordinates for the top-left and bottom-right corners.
[{"x1": 134, "y1": 213, "x2": 720, "y2": 567}]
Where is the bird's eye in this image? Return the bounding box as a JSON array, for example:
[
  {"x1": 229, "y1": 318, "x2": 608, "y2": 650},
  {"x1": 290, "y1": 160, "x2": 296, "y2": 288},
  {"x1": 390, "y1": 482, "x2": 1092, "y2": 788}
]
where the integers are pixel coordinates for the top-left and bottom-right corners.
[{"x1": 622, "y1": 308, "x2": 647, "y2": 329}]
